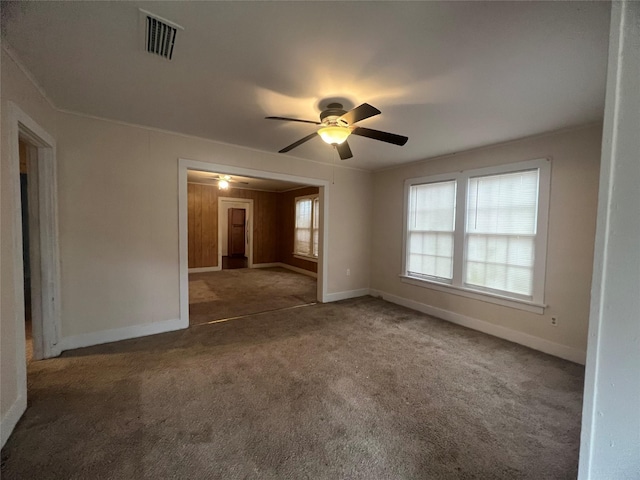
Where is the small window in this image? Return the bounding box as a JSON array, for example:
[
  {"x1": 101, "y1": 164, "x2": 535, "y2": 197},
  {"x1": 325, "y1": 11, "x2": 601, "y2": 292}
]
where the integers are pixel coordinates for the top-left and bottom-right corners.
[
  {"x1": 402, "y1": 159, "x2": 550, "y2": 312},
  {"x1": 294, "y1": 195, "x2": 319, "y2": 259}
]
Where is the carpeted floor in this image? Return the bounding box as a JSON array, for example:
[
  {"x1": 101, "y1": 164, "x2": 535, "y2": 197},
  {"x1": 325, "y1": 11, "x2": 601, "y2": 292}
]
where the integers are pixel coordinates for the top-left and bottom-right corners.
[
  {"x1": 1, "y1": 297, "x2": 584, "y2": 479},
  {"x1": 189, "y1": 267, "x2": 317, "y2": 325}
]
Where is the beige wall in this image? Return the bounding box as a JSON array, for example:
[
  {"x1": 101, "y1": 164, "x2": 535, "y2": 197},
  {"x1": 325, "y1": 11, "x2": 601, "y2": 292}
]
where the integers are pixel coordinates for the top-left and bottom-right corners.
[
  {"x1": 2, "y1": 40, "x2": 599, "y2": 444},
  {"x1": 371, "y1": 125, "x2": 601, "y2": 357},
  {"x1": 55, "y1": 113, "x2": 372, "y2": 337},
  {"x1": 1, "y1": 48, "x2": 373, "y2": 434}
]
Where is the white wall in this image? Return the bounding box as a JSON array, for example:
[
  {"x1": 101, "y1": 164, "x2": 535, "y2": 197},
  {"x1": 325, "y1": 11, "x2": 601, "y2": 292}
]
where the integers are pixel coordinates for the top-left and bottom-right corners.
[
  {"x1": 370, "y1": 125, "x2": 602, "y2": 363},
  {"x1": 579, "y1": 2, "x2": 640, "y2": 477}
]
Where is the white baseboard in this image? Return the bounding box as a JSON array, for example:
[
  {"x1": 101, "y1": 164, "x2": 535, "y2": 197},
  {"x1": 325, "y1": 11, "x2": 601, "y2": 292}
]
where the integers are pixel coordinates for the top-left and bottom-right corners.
[
  {"x1": 255, "y1": 262, "x2": 318, "y2": 278},
  {"x1": 58, "y1": 317, "x2": 188, "y2": 353},
  {"x1": 251, "y1": 262, "x2": 281, "y2": 269},
  {"x1": 188, "y1": 266, "x2": 221, "y2": 273},
  {"x1": 370, "y1": 289, "x2": 586, "y2": 365},
  {"x1": 1, "y1": 394, "x2": 26, "y2": 448},
  {"x1": 192, "y1": 261, "x2": 319, "y2": 278},
  {"x1": 323, "y1": 288, "x2": 371, "y2": 303},
  {"x1": 279, "y1": 263, "x2": 318, "y2": 278}
]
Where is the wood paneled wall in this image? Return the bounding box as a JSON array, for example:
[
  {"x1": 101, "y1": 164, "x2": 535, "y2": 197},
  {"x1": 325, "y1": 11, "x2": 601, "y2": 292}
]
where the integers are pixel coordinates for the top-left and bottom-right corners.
[
  {"x1": 188, "y1": 183, "x2": 320, "y2": 272},
  {"x1": 188, "y1": 183, "x2": 217, "y2": 268},
  {"x1": 187, "y1": 183, "x2": 279, "y2": 268},
  {"x1": 277, "y1": 186, "x2": 320, "y2": 273}
]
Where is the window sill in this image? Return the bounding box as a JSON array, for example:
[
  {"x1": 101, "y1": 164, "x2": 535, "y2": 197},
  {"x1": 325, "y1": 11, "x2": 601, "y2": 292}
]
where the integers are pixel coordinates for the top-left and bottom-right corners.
[
  {"x1": 293, "y1": 254, "x2": 318, "y2": 263},
  {"x1": 399, "y1": 274, "x2": 546, "y2": 314}
]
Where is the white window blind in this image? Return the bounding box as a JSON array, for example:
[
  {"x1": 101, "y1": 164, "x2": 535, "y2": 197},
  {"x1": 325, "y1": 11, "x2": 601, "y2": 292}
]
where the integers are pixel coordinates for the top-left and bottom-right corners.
[
  {"x1": 402, "y1": 158, "x2": 550, "y2": 311},
  {"x1": 465, "y1": 169, "x2": 539, "y2": 296},
  {"x1": 407, "y1": 181, "x2": 456, "y2": 279},
  {"x1": 294, "y1": 195, "x2": 319, "y2": 258}
]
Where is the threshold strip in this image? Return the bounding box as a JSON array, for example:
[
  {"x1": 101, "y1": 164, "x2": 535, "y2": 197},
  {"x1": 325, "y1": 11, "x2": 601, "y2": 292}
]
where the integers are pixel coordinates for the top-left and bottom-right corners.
[{"x1": 194, "y1": 302, "x2": 317, "y2": 326}]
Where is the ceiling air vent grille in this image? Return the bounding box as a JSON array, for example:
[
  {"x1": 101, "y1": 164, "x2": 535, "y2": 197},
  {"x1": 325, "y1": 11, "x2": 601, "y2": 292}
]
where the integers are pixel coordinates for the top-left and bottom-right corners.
[{"x1": 142, "y1": 10, "x2": 183, "y2": 60}]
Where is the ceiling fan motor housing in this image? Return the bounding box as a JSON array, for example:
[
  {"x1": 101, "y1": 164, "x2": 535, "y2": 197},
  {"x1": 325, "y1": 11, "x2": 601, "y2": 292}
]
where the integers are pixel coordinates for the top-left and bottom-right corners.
[{"x1": 320, "y1": 103, "x2": 348, "y2": 126}]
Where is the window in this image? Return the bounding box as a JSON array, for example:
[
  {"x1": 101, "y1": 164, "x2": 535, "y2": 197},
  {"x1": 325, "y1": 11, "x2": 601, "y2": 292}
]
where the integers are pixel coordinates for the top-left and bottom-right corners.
[
  {"x1": 465, "y1": 170, "x2": 539, "y2": 296},
  {"x1": 294, "y1": 194, "x2": 319, "y2": 259},
  {"x1": 407, "y1": 180, "x2": 457, "y2": 280},
  {"x1": 402, "y1": 159, "x2": 550, "y2": 312}
]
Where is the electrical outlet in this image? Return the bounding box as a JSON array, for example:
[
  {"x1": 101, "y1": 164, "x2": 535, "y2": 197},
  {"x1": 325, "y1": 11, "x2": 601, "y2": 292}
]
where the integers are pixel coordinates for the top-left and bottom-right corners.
[
  {"x1": 551, "y1": 316, "x2": 558, "y2": 327},
  {"x1": 346, "y1": 268, "x2": 351, "y2": 276}
]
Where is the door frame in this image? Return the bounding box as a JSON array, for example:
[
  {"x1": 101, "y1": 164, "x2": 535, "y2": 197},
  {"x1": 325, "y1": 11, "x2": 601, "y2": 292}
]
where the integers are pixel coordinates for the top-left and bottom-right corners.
[
  {"x1": 4, "y1": 102, "x2": 62, "y2": 445},
  {"x1": 7, "y1": 102, "x2": 62, "y2": 357},
  {"x1": 218, "y1": 197, "x2": 254, "y2": 268},
  {"x1": 178, "y1": 158, "x2": 329, "y2": 325}
]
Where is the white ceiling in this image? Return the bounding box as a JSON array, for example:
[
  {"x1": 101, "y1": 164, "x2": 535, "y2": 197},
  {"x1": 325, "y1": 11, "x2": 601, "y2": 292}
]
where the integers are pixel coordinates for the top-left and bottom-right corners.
[
  {"x1": 187, "y1": 170, "x2": 307, "y2": 193},
  {"x1": 1, "y1": 1, "x2": 610, "y2": 170}
]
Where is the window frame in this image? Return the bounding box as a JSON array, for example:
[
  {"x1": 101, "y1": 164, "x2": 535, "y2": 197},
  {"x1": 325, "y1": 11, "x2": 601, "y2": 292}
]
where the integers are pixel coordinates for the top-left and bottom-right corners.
[
  {"x1": 293, "y1": 193, "x2": 319, "y2": 262},
  {"x1": 401, "y1": 158, "x2": 551, "y2": 314}
]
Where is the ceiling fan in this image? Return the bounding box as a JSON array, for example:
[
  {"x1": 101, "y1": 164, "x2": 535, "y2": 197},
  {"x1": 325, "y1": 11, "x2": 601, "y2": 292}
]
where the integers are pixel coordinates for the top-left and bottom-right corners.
[
  {"x1": 210, "y1": 174, "x2": 249, "y2": 190},
  {"x1": 266, "y1": 102, "x2": 408, "y2": 160}
]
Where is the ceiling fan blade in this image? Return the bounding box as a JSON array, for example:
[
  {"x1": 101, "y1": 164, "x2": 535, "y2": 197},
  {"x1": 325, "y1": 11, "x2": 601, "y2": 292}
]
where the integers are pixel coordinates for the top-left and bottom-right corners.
[
  {"x1": 279, "y1": 132, "x2": 318, "y2": 153},
  {"x1": 339, "y1": 103, "x2": 381, "y2": 125},
  {"x1": 351, "y1": 126, "x2": 408, "y2": 146},
  {"x1": 266, "y1": 116, "x2": 321, "y2": 125},
  {"x1": 336, "y1": 141, "x2": 353, "y2": 160}
]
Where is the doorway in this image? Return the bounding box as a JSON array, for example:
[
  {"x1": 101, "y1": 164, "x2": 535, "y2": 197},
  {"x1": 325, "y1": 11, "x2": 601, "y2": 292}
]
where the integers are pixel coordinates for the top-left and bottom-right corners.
[
  {"x1": 186, "y1": 173, "x2": 320, "y2": 325},
  {"x1": 4, "y1": 102, "x2": 62, "y2": 445},
  {"x1": 218, "y1": 198, "x2": 253, "y2": 270},
  {"x1": 224, "y1": 208, "x2": 247, "y2": 269},
  {"x1": 18, "y1": 139, "x2": 34, "y2": 362},
  {"x1": 178, "y1": 159, "x2": 329, "y2": 326},
  {"x1": 8, "y1": 103, "x2": 61, "y2": 363},
  {"x1": 228, "y1": 208, "x2": 246, "y2": 258}
]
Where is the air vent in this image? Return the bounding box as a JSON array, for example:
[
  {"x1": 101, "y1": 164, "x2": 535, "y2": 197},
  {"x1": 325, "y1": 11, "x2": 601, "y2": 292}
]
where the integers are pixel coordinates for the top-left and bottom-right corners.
[{"x1": 140, "y1": 9, "x2": 183, "y2": 60}]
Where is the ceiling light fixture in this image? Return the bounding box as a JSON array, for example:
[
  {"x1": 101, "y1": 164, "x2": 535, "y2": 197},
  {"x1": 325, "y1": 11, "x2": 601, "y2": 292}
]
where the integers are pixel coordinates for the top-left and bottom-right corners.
[
  {"x1": 218, "y1": 179, "x2": 230, "y2": 190},
  {"x1": 318, "y1": 126, "x2": 351, "y2": 145}
]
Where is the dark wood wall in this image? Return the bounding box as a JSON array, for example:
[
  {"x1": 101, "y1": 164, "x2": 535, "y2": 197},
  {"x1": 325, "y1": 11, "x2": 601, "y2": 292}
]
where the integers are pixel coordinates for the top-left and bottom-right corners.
[
  {"x1": 188, "y1": 183, "x2": 320, "y2": 273},
  {"x1": 277, "y1": 186, "x2": 320, "y2": 274},
  {"x1": 187, "y1": 183, "x2": 279, "y2": 268}
]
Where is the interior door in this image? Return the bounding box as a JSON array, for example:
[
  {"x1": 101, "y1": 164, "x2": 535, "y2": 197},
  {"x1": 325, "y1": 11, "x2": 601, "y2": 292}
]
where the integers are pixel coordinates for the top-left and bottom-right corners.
[{"x1": 228, "y1": 208, "x2": 246, "y2": 257}]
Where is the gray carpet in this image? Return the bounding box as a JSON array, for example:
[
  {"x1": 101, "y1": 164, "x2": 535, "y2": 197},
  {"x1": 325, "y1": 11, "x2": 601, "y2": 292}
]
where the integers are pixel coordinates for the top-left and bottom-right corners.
[
  {"x1": 1, "y1": 297, "x2": 584, "y2": 479},
  {"x1": 189, "y1": 267, "x2": 317, "y2": 325}
]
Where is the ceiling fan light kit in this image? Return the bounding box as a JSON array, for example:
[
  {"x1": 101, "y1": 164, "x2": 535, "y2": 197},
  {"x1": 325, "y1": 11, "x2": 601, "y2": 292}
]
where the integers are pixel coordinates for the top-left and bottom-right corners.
[
  {"x1": 266, "y1": 102, "x2": 408, "y2": 161},
  {"x1": 318, "y1": 126, "x2": 351, "y2": 145}
]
